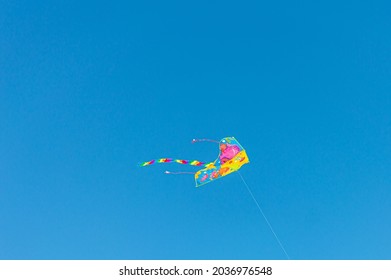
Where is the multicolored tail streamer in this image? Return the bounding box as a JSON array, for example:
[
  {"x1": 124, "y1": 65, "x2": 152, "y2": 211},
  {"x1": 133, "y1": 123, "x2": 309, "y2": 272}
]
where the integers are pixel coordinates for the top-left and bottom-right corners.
[{"x1": 140, "y1": 158, "x2": 207, "y2": 167}]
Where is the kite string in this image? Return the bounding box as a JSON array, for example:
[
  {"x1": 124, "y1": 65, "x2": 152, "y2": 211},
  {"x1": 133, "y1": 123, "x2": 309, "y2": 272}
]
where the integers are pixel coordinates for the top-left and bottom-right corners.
[{"x1": 238, "y1": 172, "x2": 291, "y2": 260}]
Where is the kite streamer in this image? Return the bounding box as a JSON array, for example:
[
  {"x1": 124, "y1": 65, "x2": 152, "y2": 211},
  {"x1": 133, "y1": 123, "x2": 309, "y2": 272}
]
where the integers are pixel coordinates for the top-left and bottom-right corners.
[
  {"x1": 140, "y1": 158, "x2": 206, "y2": 167},
  {"x1": 165, "y1": 171, "x2": 196, "y2": 175}
]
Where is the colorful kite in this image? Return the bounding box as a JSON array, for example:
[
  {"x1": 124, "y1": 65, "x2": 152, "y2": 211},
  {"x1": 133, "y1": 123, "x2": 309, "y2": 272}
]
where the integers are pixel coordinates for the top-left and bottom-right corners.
[{"x1": 140, "y1": 137, "x2": 250, "y2": 187}]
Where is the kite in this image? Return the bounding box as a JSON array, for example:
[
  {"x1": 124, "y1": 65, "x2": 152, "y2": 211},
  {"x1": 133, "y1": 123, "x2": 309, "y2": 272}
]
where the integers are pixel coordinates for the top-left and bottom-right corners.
[{"x1": 140, "y1": 136, "x2": 249, "y2": 187}]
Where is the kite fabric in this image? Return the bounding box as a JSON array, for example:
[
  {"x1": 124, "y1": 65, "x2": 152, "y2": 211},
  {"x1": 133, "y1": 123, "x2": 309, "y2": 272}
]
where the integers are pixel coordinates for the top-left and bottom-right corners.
[
  {"x1": 140, "y1": 137, "x2": 250, "y2": 187},
  {"x1": 195, "y1": 137, "x2": 249, "y2": 186}
]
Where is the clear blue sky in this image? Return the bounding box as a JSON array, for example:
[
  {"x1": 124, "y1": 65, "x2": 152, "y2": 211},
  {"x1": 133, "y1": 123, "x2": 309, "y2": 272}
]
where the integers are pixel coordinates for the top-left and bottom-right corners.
[{"x1": 1, "y1": 1, "x2": 391, "y2": 260}]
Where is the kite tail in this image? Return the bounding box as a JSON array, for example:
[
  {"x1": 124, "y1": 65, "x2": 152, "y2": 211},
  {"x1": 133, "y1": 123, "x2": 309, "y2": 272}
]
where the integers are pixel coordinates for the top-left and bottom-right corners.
[
  {"x1": 165, "y1": 171, "x2": 196, "y2": 175},
  {"x1": 191, "y1": 138, "x2": 219, "y2": 144},
  {"x1": 140, "y1": 158, "x2": 206, "y2": 167}
]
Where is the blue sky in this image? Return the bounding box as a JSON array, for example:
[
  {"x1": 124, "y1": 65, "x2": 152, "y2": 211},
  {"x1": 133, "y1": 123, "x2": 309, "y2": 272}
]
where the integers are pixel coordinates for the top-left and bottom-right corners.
[{"x1": 1, "y1": 1, "x2": 391, "y2": 259}]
